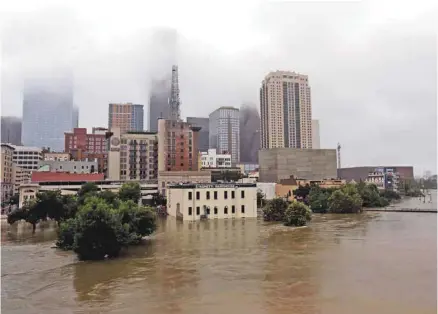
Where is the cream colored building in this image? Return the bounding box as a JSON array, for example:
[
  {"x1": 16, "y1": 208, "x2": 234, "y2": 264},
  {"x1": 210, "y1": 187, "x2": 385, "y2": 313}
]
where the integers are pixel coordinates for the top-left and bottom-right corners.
[
  {"x1": 166, "y1": 183, "x2": 257, "y2": 221},
  {"x1": 12, "y1": 164, "x2": 32, "y2": 194},
  {"x1": 260, "y1": 71, "x2": 313, "y2": 149},
  {"x1": 43, "y1": 152, "x2": 71, "y2": 161},
  {"x1": 1, "y1": 143, "x2": 15, "y2": 201},
  {"x1": 158, "y1": 171, "x2": 211, "y2": 196},
  {"x1": 312, "y1": 119, "x2": 320, "y2": 149}
]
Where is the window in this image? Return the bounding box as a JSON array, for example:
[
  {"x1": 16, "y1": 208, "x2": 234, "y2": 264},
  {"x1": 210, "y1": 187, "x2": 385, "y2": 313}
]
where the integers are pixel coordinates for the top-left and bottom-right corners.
[
  {"x1": 231, "y1": 191, "x2": 235, "y2": 199},
  {"x1": 188, "y1": 192, "x2": 192, "y2": 200},
  {"x1": 188, "y1": 207, "x2": 192, "y2": 215},
  {"x1": 206, "y1": 206, "x2": 210, "y2": 215},
  {"x1": 224, "y1": 191, "x2": 228, "y2": 199},
  {"x1": 224, "y1": 206, "x2": 228, "y2": 214},
  {"x1": 241, "y1": 190, "x2": 245, "y2": 198},
  {"x1": 214, "y1": 191, "x2": 218, "y2": 200},
  {"x1": 196, "y1": 207, "x2": 200, "y2": 215},
  {"x1": 206, "y1": 191, "x2": 210, "y2": 199},
  {"x1": 214, "y1": 206, "x2": 218, "y2": 214},
  {"x1": 241, "y1": 205, "x2": 245, "y2": 213},
  {"x1": 232, "y1": 205, "x2": 235, "y2": 214},
  {"x1": 196, "y1": 191, "x2": 200, "y2": 200}
]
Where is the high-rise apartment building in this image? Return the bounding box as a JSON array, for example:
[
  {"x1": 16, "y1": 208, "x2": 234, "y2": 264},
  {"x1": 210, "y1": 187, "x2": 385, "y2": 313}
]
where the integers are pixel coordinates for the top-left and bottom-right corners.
[
  {"x1": 312, "y1": 119, "x2": 320, "y2": 149},
  {"x1": 186, "y1": 117, "x2": 209, "y2": 152},
  {"x1": 209, "y1": 107, "x2": 240, "y2": 164},
  {"x1": 1, "y1": 144, "x2": 15, "y2": 200},
  {"x1": 22, "y1": 74, "x2": 74, "y2": 151},
  {"x1": 158, "y1": 119, "x2": 200, "y2": 172},
  {"x1": 108, "y1": 103, "x2": 144, "y2": 134},
  {"x1": 149, "y1": 79, "x2": 170, "y2": 132},
  {"x1": 64, "y1": 128, "x2": 108, "y2": 173},
  {"x1": 107, "y1": 128, "x2": 158, "y2": 181},
  {"x1": 260, "y1": 71, "x2": 313, "y2": 149},
  {"x1": 1, "y1": 117, "x2": 22, "y2": 145}
]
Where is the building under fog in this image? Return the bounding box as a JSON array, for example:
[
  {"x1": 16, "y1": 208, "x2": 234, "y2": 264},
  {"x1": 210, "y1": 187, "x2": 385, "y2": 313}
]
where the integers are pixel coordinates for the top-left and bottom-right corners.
[
  {"x1": 1, "y1": 116, "x2": 22, "y2": 145},
  {"x1": 149, "y1": 79, "x2": 170, "y2": 132},
  {"x1": 239, "y1": 105, "x2": 260, "y2": 163}
]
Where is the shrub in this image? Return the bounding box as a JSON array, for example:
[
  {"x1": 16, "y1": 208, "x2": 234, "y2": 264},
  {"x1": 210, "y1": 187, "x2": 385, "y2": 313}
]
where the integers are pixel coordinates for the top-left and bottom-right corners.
[
  {"x1": 57, "y1": 218, "x2": 78, "y2": 250},
  {"x1": 284, "y1": 201, "x2": 312, "y2": 227},
  {"x1": 262, "y1": 198, "x2": 289, "y2": 222},
  {"x1": 328, "y1": 189, "x2": 363, "y2": 213}
]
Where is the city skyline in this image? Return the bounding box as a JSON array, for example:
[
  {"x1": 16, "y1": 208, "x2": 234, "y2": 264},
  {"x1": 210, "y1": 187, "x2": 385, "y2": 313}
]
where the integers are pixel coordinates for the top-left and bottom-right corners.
[{"x1": 1, "y1": 1, "x2": 436, "y2": 174}]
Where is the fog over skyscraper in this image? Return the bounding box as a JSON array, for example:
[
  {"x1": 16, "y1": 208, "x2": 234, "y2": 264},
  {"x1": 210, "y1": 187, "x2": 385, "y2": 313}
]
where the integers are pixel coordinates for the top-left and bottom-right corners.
[
  {"x1": 21, "y1": 71, "x2": 74, "y2": 151},
  {"x1": 239, "y1": 105, "x2": 260, "y2": 163},
  {"x1": 1, "y1": 116, "x2": 22, "y2": 145},
  {"x1": 209, "y1": 107, "x2": 240, "y2": 164}
]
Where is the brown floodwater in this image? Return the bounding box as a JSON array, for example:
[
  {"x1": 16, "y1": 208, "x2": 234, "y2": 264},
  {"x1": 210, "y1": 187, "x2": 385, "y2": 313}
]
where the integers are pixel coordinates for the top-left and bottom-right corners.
[{"x1": 1, "y1": 211, "x2": 436, "y2": 314}]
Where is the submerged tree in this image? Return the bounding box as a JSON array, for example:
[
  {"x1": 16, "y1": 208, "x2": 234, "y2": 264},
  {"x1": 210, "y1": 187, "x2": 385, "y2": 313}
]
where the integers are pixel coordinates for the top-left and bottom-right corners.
[
  {"x1": 262, "y1": 198, "x2": 289, "y2": 222},
  {"x1": 283, "y1": 201, "x2": 312, "y2": 227},
  {"x1": 119, "y1": 182, "x2": 141, "y2": 203}
]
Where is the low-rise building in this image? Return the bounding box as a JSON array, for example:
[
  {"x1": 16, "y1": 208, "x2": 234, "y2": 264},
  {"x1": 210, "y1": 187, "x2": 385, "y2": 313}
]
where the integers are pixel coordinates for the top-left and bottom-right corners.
[
  {"x1": 338, "y1": 166, "x2": 413, "y2": 182},
  {"x1": 158, "y1": 171, "x2": 211, "y2": 196},
  {"x1": 43, "y1": 152, "x2": 71, "y2": 161},
  {"x1": 12, "y1": 164, "x2": 31, "y2": 194},
  {"x1": 200, "y1": 149, "x2": 232, "y2": 168},
  {"x1": 166, "y1": 182, "x2": 257, "y2": 221},
  {"x1": 365, "y1": 168, "x2": 400, "y2": 192},
  {"x1": 37, "y1": 159, "x2": 98, "y2": 173},
  {"x1": 1, "y1": 143, "x2": 15, "y2": 201}
]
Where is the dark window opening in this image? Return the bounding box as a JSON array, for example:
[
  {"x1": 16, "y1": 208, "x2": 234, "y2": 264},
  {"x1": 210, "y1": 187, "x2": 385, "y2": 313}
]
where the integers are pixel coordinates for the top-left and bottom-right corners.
[
  {"x1": 188, "y1": 192, "x2": 192, "y2": 200},
  {"x1": 232, "y1": 205, "x2": 235, "y2": 214},
  {"x1": 188, "y1": 207, "x2": 192, "y2": 215},
  {"x1": 196, "y1": 191, "x2": 200, "y2": 200},
  {"x1": 214, "y1": 191, "x2": 218, "y2": 200},
  {"x1": 196, "y1": 207, "x2": 200, "y2": 215},
  {"x1": 241, "y1": 205, "x2": 245, "y2": 213}
]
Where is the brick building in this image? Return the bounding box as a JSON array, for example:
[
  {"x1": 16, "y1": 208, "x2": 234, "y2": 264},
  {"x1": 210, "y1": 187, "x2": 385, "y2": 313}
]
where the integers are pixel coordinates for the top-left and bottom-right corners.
[
  {"x1": 64, "y1": 128, "x2": 108, "y2": 173},
  {"x1": 158, "y1": 119, "x2": 200, "y2": 172}
]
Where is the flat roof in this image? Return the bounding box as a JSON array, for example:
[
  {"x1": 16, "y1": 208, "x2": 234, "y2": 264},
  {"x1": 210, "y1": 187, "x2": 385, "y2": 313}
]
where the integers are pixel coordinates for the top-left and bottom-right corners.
[{"x1": 168, "y1": 182, "x2": 257, "y2": 189}]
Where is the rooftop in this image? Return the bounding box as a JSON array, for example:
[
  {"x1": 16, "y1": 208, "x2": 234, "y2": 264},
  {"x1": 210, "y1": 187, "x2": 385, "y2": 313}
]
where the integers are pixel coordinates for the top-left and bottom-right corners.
[
  {"x1": 168, "y1": 182, "x2": 256, "y2": 189},
  {"x1": 10, "y1": 145, "x2": 42, "y2": 152},
  {"x1": 31, "y1": 172, "x2": 104, "y2": 183}
]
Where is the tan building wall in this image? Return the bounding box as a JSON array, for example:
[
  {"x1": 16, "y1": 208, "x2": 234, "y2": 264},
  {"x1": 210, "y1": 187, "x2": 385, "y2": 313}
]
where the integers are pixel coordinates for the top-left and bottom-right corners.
[
  {"x1": 107, "y1": 127, "x2": 121, "y2": 180},
  {"x1": 158, "y1": 171, "x2": 211, "y2": 196},
  {"x1": 1, "y1": 144, "x2": 15, "y2": 200},
  {"x1": 12, "y1": 164, "x2": 32, "y2": 194},
  {"x1": 260, "y1": 71, "x2": 313, "y2": 149},
  {"x1": 166, "y1": 183, "x2": 257, "y2": 221},
  {"x1": 275, "y1": 178, "x2": 346, "y2": 201},
  {"x1": 43, "y1": 152, "x2": 71, "y2": 161}
]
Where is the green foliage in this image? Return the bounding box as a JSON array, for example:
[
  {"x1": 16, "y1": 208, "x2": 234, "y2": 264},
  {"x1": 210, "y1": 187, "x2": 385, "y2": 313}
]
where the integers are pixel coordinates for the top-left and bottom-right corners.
[
  {"x1": 262, "y1": 198, "x2": 289, "y2": 222},
  {"x1": 78, "y1": 182, "x2": 99, "y2": 204},
  {"x1": 356, "y1": 183, "x2": 391, "y2": 208},
  {"x1": 9, "y1": 194, "x2": 19, "y2": 206},
  {"x1": 308, "y1": 186, "x2": 330, "y2": 213},
  {"x1": 283, "y1": 201, "x2": 312, "y2": 227},
  {"x1": 119, "y1": 182, "x2": 141, "y2": 203},
  {"x1": 328, "y1": 184, "x2": 363, "y2": 213},
  {"x1": 257, "y1": 190, "x2": 267, "y2": 208},
  {"x1": 293, "y1": 184, "x2": 311, "y2": 199},
  {"x1": 56, "y1": 218, "x2": 78, "y2": 250},
  {"x1": 380, "y1": 189, "x2": 401, "y2": 200},
  {"x1": 152, "y1": 194, "x2": 167, "y2": 206},
  {"x1": 99, "y1": 190, "x2": 119, "y2": 207},
  {"x1": 118, "y1": 201, "x2": 157, "y2": 244}
]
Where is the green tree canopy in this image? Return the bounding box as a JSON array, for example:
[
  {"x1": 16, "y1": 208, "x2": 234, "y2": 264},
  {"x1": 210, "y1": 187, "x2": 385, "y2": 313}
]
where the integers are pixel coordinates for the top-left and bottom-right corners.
[
  {"x1": 262, "y1": 198, "x2": 289, "y2": 222},
  {"x1": 119, "y1": 182, "x2": 141, "y2": 203},
  {"x1": 284, "y1": 201, "x2": 312, "y2": 227},
  {"x1": 328, "y1": 184, "x2": 363, "y2": 213}
]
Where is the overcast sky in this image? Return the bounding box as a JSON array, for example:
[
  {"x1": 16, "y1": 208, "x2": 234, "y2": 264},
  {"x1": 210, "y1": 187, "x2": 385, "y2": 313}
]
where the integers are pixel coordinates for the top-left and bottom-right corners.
[{"x1": 0, "y1": 0, "x2": 436, "y2": 175}]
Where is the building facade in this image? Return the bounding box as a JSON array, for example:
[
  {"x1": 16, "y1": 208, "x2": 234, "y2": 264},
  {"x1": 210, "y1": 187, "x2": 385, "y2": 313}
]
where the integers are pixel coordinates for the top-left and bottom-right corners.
[
  {"x1": 200, "y1": 149, "x2": 232, "y2": 168},
  {"x1": 38, "y1": 159, "x2": 98, "y2": 173},
  {"x1": 11, "y1": 145, "x2": 43, "y2": 171},
  {"x1": 43, "y1": 152, "x2": 71, "y2": 161},
  {"x1": 1, "y1": 144, "x2": 15, "y2": 200},
  {"x1": 260, "y1": 71, "x2": 313, "y2": 149},
  {"x1": 64, "y1": 128, "x2": 108, "y2": 173},
  {"x1": 158, "y1": 171, "x2": 211, "y2": 197},
  {"x1": 209, "y1": 107, "x2": 240, "y2": 164},
  {"x1": 312, "y1": 119, "x2": 320, "y2": 149},
  {"x1": 158, "y1": 119, "x2": 200, "y2": 172},
  {"x1": 338, "y1": 166, "x2": 414, "y2": 182},
  {"x1": 166, "y1": 182, "x2": 257, "y2": 221},
  {"x1": 22, "y1": 74, "x2": 74, "y2": 151},
  {"x1": 107, "y1": 128, "x2": 158, "y2": 181},
  {"x1": 108, "y1": 103, "x2": 144, "y2": 134},
  {"x1": 259, "y1": 148, "x2": 337, "y2": 182},
  {"x1": 365, "y1": 168, "x2": 401, "y2": 192},
  {"x1": 12, "y1": 164, "x2": 32, "y2": 194},
  {"x1": 149, "y1": 79, "x2": 171, "y2": 132},
  {"x1": 187, "y1": 117, "x2": 209, "y2": 152},
  {"x1": 1, "y1": 116, "x2": 22, "y2": 145}
]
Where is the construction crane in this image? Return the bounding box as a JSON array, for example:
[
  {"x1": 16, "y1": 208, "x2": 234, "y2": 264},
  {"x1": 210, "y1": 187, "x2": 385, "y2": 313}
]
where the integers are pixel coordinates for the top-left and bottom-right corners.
[{"x1": 169, "y1": 65, "x2": 181, "y2": 121}]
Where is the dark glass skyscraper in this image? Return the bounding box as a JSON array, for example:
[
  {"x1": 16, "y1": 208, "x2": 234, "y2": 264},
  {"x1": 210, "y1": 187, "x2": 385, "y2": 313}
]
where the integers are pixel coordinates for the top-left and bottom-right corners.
[
  {"x1": 22, "y1": 73, "x2": 74, "y2": 151},
  {"x1": 187, "y1": 117, "x2": 209, "y2": 152},
  {"x1": 148, "y1": 79, "x2": 170, "y2": 132}
]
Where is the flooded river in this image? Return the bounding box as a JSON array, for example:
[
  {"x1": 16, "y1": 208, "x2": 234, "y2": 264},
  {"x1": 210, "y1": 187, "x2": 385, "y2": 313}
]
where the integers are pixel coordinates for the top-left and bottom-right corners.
[{"x1": 1, "y1": 211, "x2": 436, "y2": 314}]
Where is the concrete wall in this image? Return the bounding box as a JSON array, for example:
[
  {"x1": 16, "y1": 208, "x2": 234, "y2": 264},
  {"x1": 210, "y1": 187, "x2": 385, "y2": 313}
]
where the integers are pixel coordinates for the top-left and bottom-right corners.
[
  {"x1": 338, "y1": 166, "x2": 414, "y2": 182},
  {"x1": 258, "y1": 148, "x2": 337, "y2": 182},
  {"x1": 38, "y1": 160, "x2": 98, "y2": 173},
  {"x1": 256, "y1": 182, "x2": 276, "y2": 200}
]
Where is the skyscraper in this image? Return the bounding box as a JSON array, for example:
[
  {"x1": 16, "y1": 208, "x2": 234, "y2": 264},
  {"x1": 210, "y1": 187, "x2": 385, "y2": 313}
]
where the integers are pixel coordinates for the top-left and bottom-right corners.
[
  {"x1": 73, "y1": 106, "x2": 79, "y2": 128},
  {"x1": 148, "y1": 79, "x2": 170, "y2": 132},
  {"x1": 260, "y1": 71, "x2": 313, "y2": 149},
  {"x1": 239, "y1": 105, "x2": 260, "y2": 163},
  {"x1": 186, "y1": 117, "x2": 209, "y2": 152},
  {"x1": 22, "y1": 73, "x2": 74, "y2": 151},
  {"x1": 108, "y1": 103, "x2": 144, "y2": 134},
  {"x1": 1, "y1": 116, "x2": 22, "y2": 145},
  {"x1": 209, "y1": 107, "x2": 240, "y2": 164}
]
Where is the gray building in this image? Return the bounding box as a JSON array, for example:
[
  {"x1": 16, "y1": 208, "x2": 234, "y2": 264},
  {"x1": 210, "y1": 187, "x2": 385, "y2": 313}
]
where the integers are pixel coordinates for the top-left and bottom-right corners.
[
  {"x1": 239, "y1": 105, "x2": 260, "y2": 163},
  {"x1": 38, "y1": 159, "x2": 98, "y2": 174},
  {"x1": 73, "y1": 106, "x2": 79, "y2": 128},
  {"x1": 258, "y1": 148, "x2": 337, "y2": 182},
  {"x1": 187, "y1": 117, "x2": 209, "y2": 152},
  {"x1": 209, "y1": 107, "x2": 240, "y2": 164},
  {"x1": 22, "y1": 73, "x2": 74, "y2": 151},
  {"x1": 149, "y1": 79, "x2": 170, "y2": 132},
  {"x1": 1, "y1": 116, "x2": 22, "y2": 145}
]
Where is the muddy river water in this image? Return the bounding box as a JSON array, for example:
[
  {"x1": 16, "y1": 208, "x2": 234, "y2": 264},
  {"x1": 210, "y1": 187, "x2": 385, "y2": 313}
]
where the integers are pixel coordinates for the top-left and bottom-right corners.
[{"x1": 1, "y1": 211, "x2": 436, "y2": 314}]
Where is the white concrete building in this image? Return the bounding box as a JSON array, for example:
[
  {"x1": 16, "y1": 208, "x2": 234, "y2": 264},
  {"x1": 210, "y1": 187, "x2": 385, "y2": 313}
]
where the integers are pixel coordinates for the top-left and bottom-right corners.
[
  {"x1": 166, "y1": 182, "x2": 257, "y2": 221},
  {"x1": 256, "y1": 182, "x2": 276, "y2": 200},
  {"x1": 200, "y1": 149, "x2": 232, "y2": 168},
  {"x1": 11, "y1": 145, "x2": 43, "y2": 170},
  {"x1": 312, "y1": 119, "x2": 320, "y2": 149},
  {"x1": 38, "y1": 159, "x2": 98, "y2": 173}
]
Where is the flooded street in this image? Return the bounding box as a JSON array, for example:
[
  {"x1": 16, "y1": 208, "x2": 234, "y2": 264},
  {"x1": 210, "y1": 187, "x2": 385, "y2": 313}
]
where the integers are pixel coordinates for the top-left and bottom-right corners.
[{"x1": 1, "y1": 211, "x2": 436, "y2": 314}]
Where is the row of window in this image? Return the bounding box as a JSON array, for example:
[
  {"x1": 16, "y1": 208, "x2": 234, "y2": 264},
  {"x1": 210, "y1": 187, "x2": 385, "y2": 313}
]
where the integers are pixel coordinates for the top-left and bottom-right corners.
[
  {"x1": 188, "y1": 190, "x2": 245, "y2": 200},
  {"x1": 188, "y1": 205, "x2": 245, "y2": 216}
]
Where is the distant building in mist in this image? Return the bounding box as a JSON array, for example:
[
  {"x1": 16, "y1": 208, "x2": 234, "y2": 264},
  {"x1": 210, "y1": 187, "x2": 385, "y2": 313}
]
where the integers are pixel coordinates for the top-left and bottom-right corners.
[
  {"x1": 22, "y1": 74, "x2": 74, "y2": 151},
  {"x1": 1, "y1": 116, "x2": 22, "y2": 145},
  {"x1": 209, "y1": 107, "x2": 240, "y2": 165},
  {"x1": 108, "y1": 103, "x2": 144, "y2": 134},
  {"x1": 186, "y1": 117, "x2": 209, "y2": 152},
  {"x1": 73, "y1": 106, "x2": 79, "y2": 128},
  {"x1": 239, "y1": 105, "x2": 260, "y2": 163},
  {"x1": 312, "y1": 120, "x2": 320, "y2": 149},
  {"x1": 149, "y1": 79, "x2": 170, "y2": 132}
]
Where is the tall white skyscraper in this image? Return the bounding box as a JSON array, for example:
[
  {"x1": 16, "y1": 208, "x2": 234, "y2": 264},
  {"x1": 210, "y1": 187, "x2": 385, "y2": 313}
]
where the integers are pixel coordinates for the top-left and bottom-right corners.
[
  {"x1": 312, "y1": 119, "x2": 320, "y2": 149},
  {"x1": 209, "y1": 107, "x2": 240, "y2": 164},
  {"x1": 260, "y1": 71, "x2": 313, "y2": 149}
]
